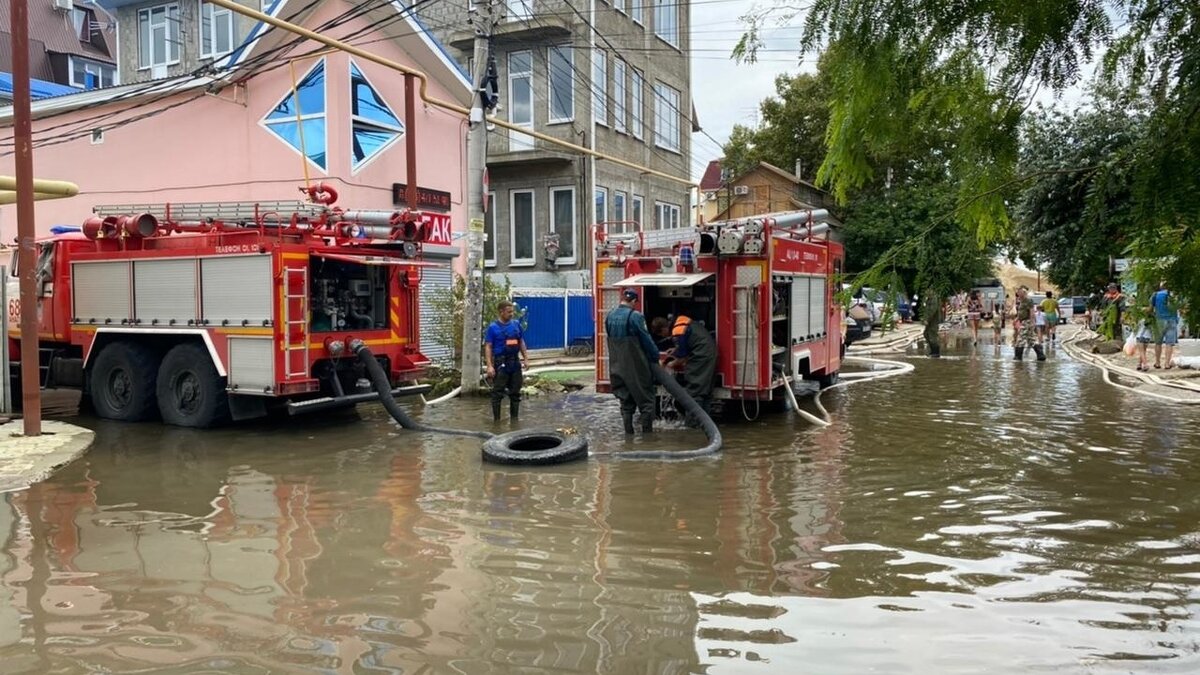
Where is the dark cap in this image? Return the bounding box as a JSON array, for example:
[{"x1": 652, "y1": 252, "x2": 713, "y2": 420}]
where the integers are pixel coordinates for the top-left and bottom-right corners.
[
  {"x1": 1107, "y1": 282, "x2": 1118, "y2": 290},
  {"x1": 622, "y1": 289, "x2": 639, "y2": 301}
]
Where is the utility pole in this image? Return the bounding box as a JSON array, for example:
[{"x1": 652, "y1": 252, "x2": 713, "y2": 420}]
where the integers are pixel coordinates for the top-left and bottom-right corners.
[
  {"x1": 11, "y1": 0, "x2": 41, "y2": 436},
  {"x1": 460, "y1": 0, "x2": 499, "y2": 394}
]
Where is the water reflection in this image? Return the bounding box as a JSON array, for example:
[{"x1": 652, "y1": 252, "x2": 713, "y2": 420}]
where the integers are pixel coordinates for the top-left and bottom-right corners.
[{"x1": 0, "y1": 332, "x2": 1197, "y2": 672}]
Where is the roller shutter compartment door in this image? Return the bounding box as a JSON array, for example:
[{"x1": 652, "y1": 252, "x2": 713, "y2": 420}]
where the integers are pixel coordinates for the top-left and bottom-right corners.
[{"x1": 419, "y1": 265, "x2": 454, "y2": 365}]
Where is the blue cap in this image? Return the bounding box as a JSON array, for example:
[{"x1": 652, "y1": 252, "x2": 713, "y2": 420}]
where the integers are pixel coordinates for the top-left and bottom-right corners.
[{"x1": 622, "y1": 289, "x2": 639, "y2": 301}]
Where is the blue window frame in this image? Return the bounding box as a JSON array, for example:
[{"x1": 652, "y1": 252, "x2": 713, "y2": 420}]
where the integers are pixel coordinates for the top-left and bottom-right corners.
[
  {"x1": 350, "y1": 60, "x2": 404, "y2": 171},
  {"x1": 263, "y1": 58, "x2": 327, "y2": 170}
]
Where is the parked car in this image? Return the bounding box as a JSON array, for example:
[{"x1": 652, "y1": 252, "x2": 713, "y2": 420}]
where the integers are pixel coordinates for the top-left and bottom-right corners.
[
  {"x1": 1072, "y1": 296, "x2": 1087, "y2": 315},
  {"x1": 1057, "y1": 297, "x2": 1074, "y2": 323},
  {"x1": 844, "y1": 307, "x2": 873, "y2": 346},
  {"x1": 858, "y1": 288, "x2": 910, "y2": 325}
]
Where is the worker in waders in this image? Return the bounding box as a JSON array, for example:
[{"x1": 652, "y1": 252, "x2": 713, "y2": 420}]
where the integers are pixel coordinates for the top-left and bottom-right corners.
[
  {"x1": 485, "y1": 300, "x2": 528, "y2": 421},
  {"x1": 664, "y1": 315, "x2": 716, "y2": 427},
  {"x1": 605, "y1": 289, "x2": 659, "y2": 433}
]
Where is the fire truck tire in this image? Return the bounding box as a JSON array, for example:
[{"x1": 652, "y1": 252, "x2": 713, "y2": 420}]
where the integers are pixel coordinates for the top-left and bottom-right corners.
[
  {"x1": 818, "y1": 371, "x2": 840, "y2": 389},
  {"x1": 481, "y1": 429, "x2": 588, "y2": 465},
  {"x1": 156, "y1": 343, "x2": 230, "y2": 428},
  {"x1": 89, "y1": 342, "x2": 160, "y2": 422}
]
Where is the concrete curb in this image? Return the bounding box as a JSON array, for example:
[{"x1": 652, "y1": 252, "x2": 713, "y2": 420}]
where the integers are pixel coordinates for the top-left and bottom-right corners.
[{"x1": 0, "y1": 420, "x2": 95, "y2": 494}]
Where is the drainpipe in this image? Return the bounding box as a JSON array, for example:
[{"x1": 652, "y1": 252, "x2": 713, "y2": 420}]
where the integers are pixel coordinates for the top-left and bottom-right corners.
[
  {"x1": 404, "y1": 73, "x2": 418, "y2": 209},
  {"x1": 587, "y1": 0, "x2": 597, "y2": 250}
]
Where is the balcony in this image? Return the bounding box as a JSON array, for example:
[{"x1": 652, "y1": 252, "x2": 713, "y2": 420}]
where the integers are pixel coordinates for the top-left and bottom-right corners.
[{"x1": 446, "y1": 14, "x2": 572, "y2": 50}]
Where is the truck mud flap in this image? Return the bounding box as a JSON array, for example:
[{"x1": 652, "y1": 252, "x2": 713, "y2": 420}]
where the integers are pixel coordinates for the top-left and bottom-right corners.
[{"x1": 286, "y1": 384, "x2": 432, "y2": 415}]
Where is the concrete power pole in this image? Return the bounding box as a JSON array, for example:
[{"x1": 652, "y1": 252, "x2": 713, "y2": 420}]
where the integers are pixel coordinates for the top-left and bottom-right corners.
[{"x1": 460, "y1": 0, "x2": 498, "y2": 394}]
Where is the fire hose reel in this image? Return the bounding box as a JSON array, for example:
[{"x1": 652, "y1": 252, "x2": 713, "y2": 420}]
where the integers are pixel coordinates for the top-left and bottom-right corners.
[{"x1": 716, "y1": 228, "x2": 744, "y2": 255}]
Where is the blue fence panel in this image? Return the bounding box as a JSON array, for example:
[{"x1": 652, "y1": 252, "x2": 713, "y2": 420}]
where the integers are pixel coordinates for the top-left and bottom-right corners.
[{"x1": 511, "y1": 293, "x2": 596, "y2": 350}]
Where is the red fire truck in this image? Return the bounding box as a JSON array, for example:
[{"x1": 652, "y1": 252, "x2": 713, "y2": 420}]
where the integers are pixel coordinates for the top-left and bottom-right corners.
[
  {"x1": 592, "y1": 209, "x2": 844, "y2": 409},
  {"x1": 7, "y1": 184, "x2": 444, "y2": 427}
]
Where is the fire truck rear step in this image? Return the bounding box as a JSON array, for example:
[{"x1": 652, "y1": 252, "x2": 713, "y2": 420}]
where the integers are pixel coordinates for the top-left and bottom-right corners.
[{"x1": 285, "y1": 384, "x2": 432, "y2": 415}]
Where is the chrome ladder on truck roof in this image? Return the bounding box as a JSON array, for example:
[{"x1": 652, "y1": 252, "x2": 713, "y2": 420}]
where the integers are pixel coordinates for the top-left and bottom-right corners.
[{"x1": 93, "y1": 200, "x2": 327, "y2": 223}]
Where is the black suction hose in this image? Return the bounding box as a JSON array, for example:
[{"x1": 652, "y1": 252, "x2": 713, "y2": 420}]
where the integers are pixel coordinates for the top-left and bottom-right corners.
[
  {"x1": 353, "y1": 341, "x2": 493, "y2": 440},
  {"x1": 603, "y1": 363, "x2": 723, "y2": 461}
]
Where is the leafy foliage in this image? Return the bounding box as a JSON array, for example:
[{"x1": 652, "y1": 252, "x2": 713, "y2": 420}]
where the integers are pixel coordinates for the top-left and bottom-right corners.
[
  {"x1": 425, "y1": 275, "x2": 516, "y2": 359},
  {"x1": 721, "y1": 73, "x2": 831, "y2": 181},
  {"x1": 1011, "y1": 103, "x2": 1144, "y2": 294}
]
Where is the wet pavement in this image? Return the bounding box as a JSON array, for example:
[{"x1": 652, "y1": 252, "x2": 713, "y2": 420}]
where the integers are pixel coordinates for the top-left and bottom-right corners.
[{"x1": 2, "y1": 331, "x2": 1199, "y2": 673}]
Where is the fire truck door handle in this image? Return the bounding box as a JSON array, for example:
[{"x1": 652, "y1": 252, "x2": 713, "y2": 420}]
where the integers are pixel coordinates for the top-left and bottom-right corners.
[
  {"x1": 241, "y1": 320, "x2": 250, "y2": 327},
  {"x1": 187, "y1": 320, "x2": 195, "y2": 326},
  {"x1": 221, "y1": 320, "x2": 230, "y2": 326}
]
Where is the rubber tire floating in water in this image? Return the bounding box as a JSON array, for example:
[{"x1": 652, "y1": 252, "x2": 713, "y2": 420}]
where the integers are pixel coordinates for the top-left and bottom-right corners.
[{"x1": 482, "y1": 429, "x2": 588, "y2": 465}]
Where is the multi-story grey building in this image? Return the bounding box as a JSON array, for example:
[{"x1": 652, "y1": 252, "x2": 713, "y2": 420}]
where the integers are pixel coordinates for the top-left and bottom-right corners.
[
  {"x1": 98, "y1": 0, "x2": 259, "y2": 83},
  {"x1": 417, "y1": 0, "x2": 694, "y2": 286}
]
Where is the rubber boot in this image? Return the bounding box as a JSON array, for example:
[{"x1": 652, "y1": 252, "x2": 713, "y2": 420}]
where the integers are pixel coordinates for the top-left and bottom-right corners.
[
  {"x1": 622, "y1": 412, "x2": 635, "y2": 435},
  {"x1": 510, "y1": 399, "x2": 520, "y2": 420},
  {"x1": 1014, "y1": 346, "x2": 1024, "y2": 361},
  {"x1": 1034, "y1": 344, "x2": 1046, "y2": 361},
  {"x1": 491, "y1": 400, "x2": 501, "y2": 422},
  {"x1": 639, "y1": 411, "x2": 654, "y2": 433}
]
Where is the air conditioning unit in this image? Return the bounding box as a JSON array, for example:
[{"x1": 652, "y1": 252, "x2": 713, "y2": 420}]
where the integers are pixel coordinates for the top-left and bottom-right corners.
[
  {"x1": 53, "y1": 0, "x2": 73, "y2": 12},
  {"x1": 733, "y1": 185, "x2": 750, "y2": 196}
]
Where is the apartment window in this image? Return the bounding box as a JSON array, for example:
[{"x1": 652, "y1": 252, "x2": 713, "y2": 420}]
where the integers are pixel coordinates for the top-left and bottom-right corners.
[
  {"x1": 508, "y1": 51, "x2": 534, "y2": 151},
  {"x1": 484, "y1": 192, "x2": 497, "y2": 266},
  {"x1": 654, "y1": 82, "x2": 680, "y2": 151},
  {"x1": 613, "y1": 59, "x2": 627, "y2": 133},
  {"x1": 138, "y1": 4, "x2": 181, "y2": 70},
  {"x1": 632, "y1": 194, "x2": 644, "y2": 227},
  {"x1": 655, "y1": 201, "x2": 681, "y2": 229},
  {"x1": 631, "y1": 68, "x2": 644, "y2": 140},
  {"x1": 614, "y1": 0, "x2": 625, "y2": 13},
  {"x1": 71, "y1": 8, "x2": 87, "y2": 39},
  {"x1": 655, "y1": 0, "x2": 678, "y2": 47},
  {"x1": 550, "y1": 187, "x2": 576, "y2": 263},
  {"x1": 262, "y1": 58, "x2": 327, "y2": 170},
  {"x1": 548, "y1": 45, "x2": 574, "y2": 123},
  {"x1": 350, "y1": 61, "x2": 405, "y2": 171},
  {"x1": 506, "y1": 0, "x2": 532, "y2": 22},
  {"x1": 595, "y1": 187, "x2": 608, "y2": 225},
  {"x1": 511, "y1": 190, "x2": 536, "y2": 265},
  {"x1": 631, "y1": 0, "x2": 643, "y2": 25},
  {"x1": 70, "y1": 57, "x2": 116, "y2": 90},
  {"x1": 200, "y1": 2, "x2": 234, "y2": 57},
  {"x1": 592, "y1": 50, "x2": 607, "y2": 127}
]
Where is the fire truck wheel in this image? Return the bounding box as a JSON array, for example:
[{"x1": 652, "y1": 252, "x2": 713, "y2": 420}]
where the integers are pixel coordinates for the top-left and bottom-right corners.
[
  {"x1": 818, "y1": 371, "x2": 840, "y2": 389},
  {"x1": 481, "y1": 428, "x2": 588, "y2": 465},
  {"x1": 89, "y1": 341, "x2": 160, "y2": 422},
  {"x1": 156, "y1": 343, "x2": 230, "y2": 428}
]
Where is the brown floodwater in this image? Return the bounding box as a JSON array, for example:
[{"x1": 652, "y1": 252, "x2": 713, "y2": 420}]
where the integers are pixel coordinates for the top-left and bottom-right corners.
[{"x1": 1, "y1": 332, "x2": 1199, "y2": 673}]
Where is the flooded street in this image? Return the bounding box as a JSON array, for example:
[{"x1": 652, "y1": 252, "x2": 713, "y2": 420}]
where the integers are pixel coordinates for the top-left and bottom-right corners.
[{"x1": 2, "y1": 334, "x2": 1199, "y2": 673}]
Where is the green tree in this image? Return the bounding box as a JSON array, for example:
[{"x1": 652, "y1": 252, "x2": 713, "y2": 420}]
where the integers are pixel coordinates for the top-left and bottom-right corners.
[
  {"x1": 720, "y1": 72, "x2": 831, "y2": 180},
  {"x1": 426, "y1": 274, "x2": 515, "y2": 364},
  {"x1": 1012, "y1": 102, "x2": 1145, "y2": 294}
]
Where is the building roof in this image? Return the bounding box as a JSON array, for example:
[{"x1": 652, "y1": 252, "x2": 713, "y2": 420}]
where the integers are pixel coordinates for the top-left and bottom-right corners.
[
  {"x1": 0, "y1": 0, "x2": 114, "y2": 64},
  {"x1": 753, "y1": 161, "x2": 825, "y2": 194},
  {"x1": 0, "y1": 71, "x2": 78, "y2": 99},
  {"x1": 699, "y1": 159, "x2": 722, "y2": 191}
]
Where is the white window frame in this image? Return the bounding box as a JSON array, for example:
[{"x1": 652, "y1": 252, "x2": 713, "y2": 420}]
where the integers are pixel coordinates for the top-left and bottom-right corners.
[
  {"x1": 138, "y1": 4, "x2": 181, "y2": 71},
  {"x1": 485, "y1": 191, "x2": 497, "y2": 267},
  {"x1": 506, "y1": 0, "x2": 533, "y2": 23},
  {"x1": 199, "y1": 1, "x2": 234, "y2": 58},
  {"x1": 549, "y1": 186, "x2": 577, "y2": 265},
  {"x1": 548, "y1": 45, "x2": 574, "y2": 124},
  {"x1": 508, "y1": 51, "x2": 534, "y2": 151},
  {"x1": 654, "y1": 82, "x2": 680, "y2": 152},
  {"x1": 613, "y1": 58, "x2": 627, "y2": 133},
  {"x1": 592, "y1": 49, "x2": 607, "y2": 127},
  {"x1": 654, "y1": 0, "x2": 679, "y2": 48},
  {"x1": 349, "y1": 58, "x2": 405, "y2": 175},
  {"x1": 631, "y1": 68, "x2": 644, "y2": 140},
  {"x1": 655, "y1": 201, "x2": 681, "y2": 229},
  {"x1": 510, "y1": 189, "x2": 536, "y2": 266},
  {"x1": 595, "y1": 187, "x2": 608, "y2": 227},
  {"x1": 69, "y1": 56, "x2": 116, "y2": 89},
  {"x1": 632, "y1": 194, "x2": 644, "y2": 228},
  {"x1": 614, "y1": 0, "x2": 625, "y2": 14},
  {"x1": 631, "y1": 0, "x2": 643, "y2": 25},
  {"x1": 613, "y1": 190, "x2": 627, "y2": 229}
]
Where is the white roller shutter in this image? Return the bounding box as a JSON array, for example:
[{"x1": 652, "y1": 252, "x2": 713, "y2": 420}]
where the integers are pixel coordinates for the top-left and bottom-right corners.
[{"x1": 419, "y1": 264, "x2": 454, "y2": 365}]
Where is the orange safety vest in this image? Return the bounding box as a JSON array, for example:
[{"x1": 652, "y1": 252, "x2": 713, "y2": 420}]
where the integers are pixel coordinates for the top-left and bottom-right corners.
[{"x1": 671, "y1": 315, "x2": 692, "y2": 338}]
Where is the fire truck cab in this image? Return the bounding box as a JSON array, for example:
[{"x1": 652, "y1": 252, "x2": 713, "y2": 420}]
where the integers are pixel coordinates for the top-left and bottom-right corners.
[
  {"x1": 7, "y1": 186, "x2": 441, "y2": 427},
  {"x1": 592, "y1": 210, "x2": 844, "y2": 409}
]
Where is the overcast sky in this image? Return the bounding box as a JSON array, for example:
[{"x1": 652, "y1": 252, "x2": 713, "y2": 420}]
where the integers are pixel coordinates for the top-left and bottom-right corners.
[{"x1": 688, "y1": 1, "x2": 813, "y2": 179}]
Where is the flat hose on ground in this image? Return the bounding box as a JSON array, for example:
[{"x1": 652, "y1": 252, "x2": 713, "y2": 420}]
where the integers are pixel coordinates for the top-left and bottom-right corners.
[
  {"x1": 353, "y1": 342, "x2": 494, "y2": 440},
  {"x1": 598, "y1": 363, "x2": 723, "y2": 461}
]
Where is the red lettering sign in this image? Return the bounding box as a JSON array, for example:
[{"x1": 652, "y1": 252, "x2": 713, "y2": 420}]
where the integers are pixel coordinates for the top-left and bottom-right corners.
[{"x1": 421, "y1": 213, "x2": 454, "y2": 246}]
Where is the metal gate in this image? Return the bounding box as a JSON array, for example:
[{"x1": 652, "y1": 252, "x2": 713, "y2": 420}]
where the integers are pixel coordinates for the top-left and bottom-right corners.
[{"x1": 419, "y1": 264, "x2": 454, "y2": 365}]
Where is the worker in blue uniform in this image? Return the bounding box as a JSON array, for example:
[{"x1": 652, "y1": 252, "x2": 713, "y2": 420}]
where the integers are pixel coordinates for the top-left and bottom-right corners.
[
  {"x1": 605, "y1": 289, "x2": 659, "y2": 434},
  {"x1": 485, "y1": 300, "x2": 528, "y2": 421}
]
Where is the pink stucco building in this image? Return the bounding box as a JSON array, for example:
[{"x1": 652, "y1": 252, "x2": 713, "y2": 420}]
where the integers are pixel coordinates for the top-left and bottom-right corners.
[{"x1": 0, "y1": 0, "x2": 471, "y2": 274}]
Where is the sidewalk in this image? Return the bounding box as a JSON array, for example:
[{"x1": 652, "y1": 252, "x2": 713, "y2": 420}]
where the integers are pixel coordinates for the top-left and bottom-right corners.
[{"x1": 0, "y1": 419, "x2": 95, "y2": 493}]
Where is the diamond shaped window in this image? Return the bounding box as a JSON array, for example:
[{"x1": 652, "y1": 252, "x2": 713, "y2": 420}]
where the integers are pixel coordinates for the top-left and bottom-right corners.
[
  {"x1": 350, "y1": 60, "x2": 404, "y2": 171},
  {"x1": 263, "y1": 59, "x2": 326, "y2": 170}
]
